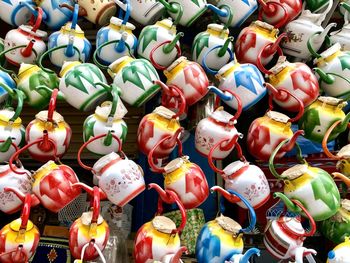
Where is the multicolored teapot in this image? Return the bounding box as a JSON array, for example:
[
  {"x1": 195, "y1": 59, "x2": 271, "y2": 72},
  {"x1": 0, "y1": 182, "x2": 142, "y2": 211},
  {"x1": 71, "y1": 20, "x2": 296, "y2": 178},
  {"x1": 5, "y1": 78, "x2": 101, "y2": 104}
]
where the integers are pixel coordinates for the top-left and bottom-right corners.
[
  {"x1": 264, "y1": 198, "x2": 317, "y2": 262},
  {"x1": 258, "y1": 56, "x2": 319, "y2": 112},
  {"x1": 95, "y1": 16, "x2": 137, "y2": 65},
  {"x1": 0, "y1": 187, "x2": 40, "y2": 263},
  {"x1": 148, "y1": 138, "x2": 209, "y2": 209},
  {"x1": 0, "y1": 0, "x2": 34, "y2": 27},
  {"x1": 192, "y1": 24, "x2": 233, "y2": 72},
  {"x1": 26, "y1": 89, "x2": 72, "y2": 161},
  {"x1": 330, "y1": 2, "x2": 350, "y2": 51},
  {"x1": 313, "y1": 43, "x2": 350, "y2": 99},
  {"x1": 270, "y1": 138, "x2": 341, "y2": 221},
  {"x1": 69, "y1": 183, "x2": 109, "y2": 261},
  {"x1": 320, "y1": 199, "x2": 350, "y2": 244},
  {"x1": 235, "y1": 21, "x2": 285, "y2": 67},
  {"x1": 78, "y1": 133, "x2": 145, "y2": 207},
  {"x1": 134, "y1": 183, "x2": 186, "y2": 263},
  {"x1": 282, "y1": 1, "x2": 336, "y2": 60},
  {"x1": 258, "y1": 0, "x2": 302, "y2": 28},
  {"x1": 139, "y1": 18, "x2": 183, "y2": 69},
  {"x1": 3, "y1": 8, "x2": 46, "y2": 66},
  {"x1": 107, "y1": 56, "x2": 160, "y2": 107},
  {"x1": 298, "y1": 96, "x2": 350, "y2": 143},
  {"x1": 196, "y1": 186, "x2": 256, "y2": 263},
  {"x1": 327, "y1": 236, "x2": 350, "y2": 262},
  {"x1": 208, "y1": 141, "x2": 270, "y2": 209},
  {"x1": 247, "y1": 84, "x2": 304, "y2": 161}
]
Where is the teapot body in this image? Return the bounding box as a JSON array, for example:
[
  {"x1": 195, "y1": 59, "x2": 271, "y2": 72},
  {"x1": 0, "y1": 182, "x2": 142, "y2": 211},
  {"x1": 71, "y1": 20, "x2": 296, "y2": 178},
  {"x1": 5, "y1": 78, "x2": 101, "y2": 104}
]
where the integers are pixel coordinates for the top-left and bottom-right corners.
[
  {"x1": 0, "y1": 0, "x2": 33, "y2": 26},
  {"x1": 76, "y1": 0, "x2": 116, "y2": 25},
  {"x1": 59, "y1": 62, "x2": 108, "y2": 112},
  {"x1": 96, "y1": 17, "x2": 137, "y2": 65},
  {"x1": 4, "y1": 26, "x2": 47, "y2": 66},
  {"x1": 164, "y1": 57, "x2": 209, "y2": 106},
  {"x1": 0, "y1": 71, "x2": 16, "y2": 104},
  {"x1": 192, "y1": 24, "x2": 233, "y2": 71},
  {"x1": 330, "y1": 26, "x2": 350, "y2": 51},
  {"x1": 327, "y1": 237, "x2": 350, "y2": 263},
  {"x1": 48, "y1": 23, "x2": 91, "y2": 67},
  {"x1": 35, "y1": 0, "x2": 73, "y2": 29},
  {"x1": 108, "y1": 56, "x2": 161, "y2": 107},
  {"x1": 261, "y1": 0, "x2": 302, "y2": 26},
  {"x1": 216, "y1": 62, "x2": 266, "y2": 111},
  {"x1": 93, "y1": 152, "x2": 145, "y2": 207},
  {"x1": 224, "y1": 161, "x2": 270, "y2": 209},
  {"x1": 0, "y1": 219, "x2": 40, "y2": 263},
  {"x1": 0, "y1": 164, "x2": 31, "y2": 214}
]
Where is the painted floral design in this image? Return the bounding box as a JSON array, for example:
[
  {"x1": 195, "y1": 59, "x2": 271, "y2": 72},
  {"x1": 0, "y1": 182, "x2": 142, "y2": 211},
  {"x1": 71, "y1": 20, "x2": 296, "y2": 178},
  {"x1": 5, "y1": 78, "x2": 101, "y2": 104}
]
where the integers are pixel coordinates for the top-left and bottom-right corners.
[
  {"x1": 195, "y1": 126, "x2": 215, "y2": 151},
  {"x1": 242, "y1": 174, "x2": 269, "y2": 202},
  {"x1": 0, "y1": 177, "x2": 31, "y2": 209}
]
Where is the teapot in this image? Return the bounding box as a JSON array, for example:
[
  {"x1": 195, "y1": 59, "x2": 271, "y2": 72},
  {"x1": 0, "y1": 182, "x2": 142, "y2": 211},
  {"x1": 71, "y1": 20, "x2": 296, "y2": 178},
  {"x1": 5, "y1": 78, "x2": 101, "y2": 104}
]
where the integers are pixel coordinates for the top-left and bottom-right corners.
[
  {"x1": 95, "y1": 16, "x2": 137, "y2": 66},
  {"x1": 213, "y1": 58, "x2": 266, "y2": 111},
  {"x1": 270, "y1": 138, "x2": 341, "y2": 221},
  {"x1": 313, "y1": 43, "x2": 350, "y2": 99},
  {"x1": 327, "y1": 236, "x2": 350, "y2": 262},
  {"x1": 247, "y1": 83, "x2": 304, "y2": 161},
  {"x1": 83, "y1": 98, "x2": 128, "y2": 156},
  {"x1": 148, "y1": 138, "x2": 209, "y2": 209},
  {"x1": 138, "y1": 18, "x2": 183, "y2": 69},
  {"x1": 258, "y1": 56, "x2": 319, "y2": 112},
  {"x1": 305, "y1": 0, "x2": 330, "y2": 12},
  {"x1": 322, "y1": 120, "x2": 350, "y2": 176},
  {"x1": 208, "y1": 141, "x2": 270, "y2": 209},
  {"x1": 282, "y1": 0, "x2": 336, "y2": 60},
  {"x1": 134, "y1": 183, "x2": 187, "y2": 263},
  {"x1": 9, "y1": 138, "x2": 81, "y2": 213},
  {"x1": 78, "y1": 133, "x2": 145, "y2": 207},
  {"x1": 196, "y1": 186, "x2": 256, "y2": 263},
  {"x1": 106, "y1": 56, "x2": 161, "y2": 107},
  {"x1": 320, "y1": 199, "x2": 350, "y2": 244},
  {"x1": 42, "y1": 4, "x2": 91, "y2": 68},
  {"x1": 3, "y1": 8, "x2": 46, "y2": 66},
  {"x1": 329, "y1": 3, "x2": 350, "y2": 51},
  {"x1": 226, "y1": 248, "x2": 260, "y2": 263},
  {"x1": 264, "y1": 197, "x2": 317, "y2": 262},
  {"x1": 192, "y1": 24, "x2": 234, "y2": 72},
  {"x1": 69, "y1": 183, "x2": 109, "y2": 261},
  {"x1": 26, "y1": 89, "x2": 72, "y2": 161},
  {"x1": 195, "y1": 88, "x2": 242, "y2": 159},
  {"x1": 0, "y1": 187, "x2": 40, "y2": 263},
  {"x1": 159, "y1": 80, "x2": 187, "y2": 118},
  {"x1": 235, "y1": 21, "x2": 286, "y2": 67},
  {"x1": 298, "y1": 96, "x2": 350, "y2": 143},
  {"x1": 0, "y1": 0, "x2": 34, "y2": 27},
  {"x1": 258, "y1": 0, "x2": 302, "y2": 28}
]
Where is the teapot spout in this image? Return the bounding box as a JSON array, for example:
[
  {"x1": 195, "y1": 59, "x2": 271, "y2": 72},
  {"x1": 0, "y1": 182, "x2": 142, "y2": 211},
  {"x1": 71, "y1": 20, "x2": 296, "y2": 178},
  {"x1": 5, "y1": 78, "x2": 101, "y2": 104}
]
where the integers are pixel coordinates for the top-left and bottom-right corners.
[
  {"x1": 315, "y1": 23, "x2": 337, "y2": 43},
  {"x1": 314, "y1": 67, "x2": 335, "y2": 84},
  {"x1": 240, "y1": 248, "x2": 261, "y2": 263},
  {"x1": 163, "y1": 32, "x2": 184, "y2": 54},
  {"x1": 332, "y1": 172, "x2": 350, "y2": 187},
  {"x1": 274, "y1": 192, "x2": 302, "y2": 213},
  {"x1": 170, "y1": 246, "x2": 188, "y2": 263},
  {"x1": 0, "y1": 137, "x2": 13, "y2": 153},
  {"x1": 115, "y1": 32, "x2": 128, "y2": 53},
  {"x1": 218, "y1": 37, "x2": 234, "y2": 57},
  {"x1": 157, "y1": 0, "x2": 178, "y2": 13},
  {"x1": 335, "y1": 113, "x2": 350, "y2": 134},
  {"x1": 211, "y1": 186, "x2": 240, "y2": 203},
  {"x1": 148, "y1": 183, "x2": 175, "y2": 203},
  {"x1": 20, "y1": 39, "x2": 35, "y2": 58},
  {"x1": 65, "y1": 37, "x2": 75, "y2": 58},
  {"x1": 206, "y1": 4, "x2": 230, "y2": 17},
  {"x1": 265, "y1": 33, "x2": 288, "y2": 55},
  {"x1": 294, "y1": 247, "x2": 317, "y2": 263},
  {"x1": 281, "y1": 130, "x2": 304, "y2": 152}
]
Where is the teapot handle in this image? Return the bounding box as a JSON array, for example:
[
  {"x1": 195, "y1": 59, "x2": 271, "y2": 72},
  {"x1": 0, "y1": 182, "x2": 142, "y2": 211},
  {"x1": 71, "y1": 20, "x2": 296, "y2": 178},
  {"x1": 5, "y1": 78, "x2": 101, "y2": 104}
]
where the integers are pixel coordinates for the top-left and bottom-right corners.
[
  {"x1": 208, "y1": 137, "x2": 244, "y2": 174},
  {"x1": 9, "y1": 133, "x2": 58, "y2": 175},
  {"x1": 78, "y1": 241, "x2": 106, "y2": 263},
  {"x1": 147, "y1": 130, "x2": 184, "y2": 174},
  {"x1": 307, "y1": 32, "x2": 332, "y2": 59},
  {"x1": 149, "y1": 183, "x2": 187, "y2": 234},
  {"x1": 78, "y1": 133, "x2": 123, "y2": 172},
  {"x1": 47, "y1": 89, "x2": 58, "y2": 123},
  {"x1": 155, "y1": 80, "x2": 186, "y2": 119},
  {"x1": 201, "y1": 42, "x2": 234, "y2": 75},
  {"x1": 211, "y1": 88, "x2": 243, "y2": 121},
  {"x1": 0, "y1": 138, "x2": 19, "y2": 154},
  {"x1": 258, "y1": 1, "x2": 289, "y2": 28},
  {"x1": 265, "y1": 83, "x2": 305, "y2": 122},
  {"x1": 257, "y1": 42, "x2": 284, "y2": 75},
  {"x1": 30, "y1": 6, "x2": 43, "y2": 33},
  {"x1": 149, "y1": 40, "x2": 182, "y2": 71},
  {"x1": 322, "y1": 120, "x2": 342, "y2": 160}
]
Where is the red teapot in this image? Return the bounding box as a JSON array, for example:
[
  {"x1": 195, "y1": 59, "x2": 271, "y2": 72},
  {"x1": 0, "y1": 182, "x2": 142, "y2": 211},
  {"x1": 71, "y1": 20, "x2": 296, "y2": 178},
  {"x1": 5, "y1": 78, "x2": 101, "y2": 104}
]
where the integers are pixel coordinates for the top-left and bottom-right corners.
[
  {"x1": 134, "y1": 183, "x2": 186, "y2": 263},
  {"x1": 148, "y1": 137, "x2": 209, "y2": 209},
  {"x1": 0, "y1": 187, "x2": 40, "y2": 263},
  {"x1": 69, "y1": 183, "x2": 109, "y2": 262}
]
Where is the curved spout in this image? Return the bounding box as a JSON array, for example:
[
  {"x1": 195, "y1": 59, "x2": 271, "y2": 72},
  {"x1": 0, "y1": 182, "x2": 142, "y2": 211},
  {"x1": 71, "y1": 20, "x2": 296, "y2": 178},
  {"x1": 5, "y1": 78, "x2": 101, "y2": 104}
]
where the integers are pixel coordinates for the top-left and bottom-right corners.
[
  {"x1": 240, "y1": 248, "x2": 261, "y2": 263},
  {"x1": 38, "y1": 130, "x2": 53, "y2": 152},
  {"x1": 314, "y1": 67, "x2": 335, "y2": 84},
  {"x1": 333, "y1": 172, "x2": 350, "y2": 187},
  {"x1": 0, "y1": 137, "x2": 13, "y2": 153},
  {"x1": 274, "y1": 192, "x2": 302, "y2": 213},
  {"x1": 65, "y1": 36, "x2": 75, "y2": 58},
  {"x1": 156, "y1": 0, "x2": 178, "y2": 13},
  {"x1": 115, "y1": 32, "x2": 128, "y2": 53},
  {"x1": 294, "y1": 247, "x2": 317, "y2": 263},
  {"x1": 211, "y1": 186, "x2": 240, "y2": 203},
  {"x1": 208, "y1": 86, "x2": 233, "y2": 101},
  {"x1": 218, "y1": 37, "x2": 234, "y2": 57},
  {"x1": 206, "y1": 4, "x2": 229, "y2": 17},
  {"x1": 315, "y1": 23, "x2": 337, "y2": 43},
  {"x1": 334, "y1": 113, "x2": 350, "y2": 134},
  {"x1": 37, "y1": 86, "x2": 66, "y2": 101},
  {"x1": 20, "y1": 39, "x2": 35, "y2": 58},
  {"x1": 148, "y1": 183, "x2": 175, "y2": 203},
  {"x1": 265, "y1": 33, "x2": 288, "y2": 56},
  {"x1": 163, "y1": 32, "x2": 184, "y2": 54},
  {"x1": 72, "y1": 182, "x2": 107, "y2": 200},
  {"x1": 170, "y1": 246, "x2": 188, "y2": 263},
  {"x1": 281, "y1": 130, "x2": 304, "y2": 152}
]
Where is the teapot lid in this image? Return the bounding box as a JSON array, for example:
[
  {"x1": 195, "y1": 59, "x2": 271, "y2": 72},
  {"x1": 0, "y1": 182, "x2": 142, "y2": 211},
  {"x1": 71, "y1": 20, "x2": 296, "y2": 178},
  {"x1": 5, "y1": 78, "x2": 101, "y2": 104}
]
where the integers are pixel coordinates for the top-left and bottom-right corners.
[
  {"x1": 216, "y1": 214, "x2": 241, "y2": 235},
  {"x1": 0, "y1": 108, "x2": 22, "y2": 125},
  {"x1": 35, "y1": 110, "x2": 64, "y2": 123},
  {"x1": 341, "y1": 199, "x2": 350, "y2": 211},
  {"x1": 269, "y1": 56, "x2": 289, "y2": 75},
  {"x1": 266, "y1": 111, "x2": 290, "y2": 123},
  {"x1": 10, "y1": 218, "x2": 34, "y2": 232},
  {"x1": 93, "y1": 152, "x2": 121, "y2": 174},
  {"x1": 60, "y1": 61, "x2": 81, "y2": 77},
  {"x1": 279, "y1": 216, "x2": 304, "y2": 235},
  {"x1": 164, "y1": 156, "x2": 189, "y2": 173},
  {"x1": 61, "y1": 23, "x2": 85, "y2": 37},
  {"x1": 209, "y1": 107, "x2": 236, "y2": 125},
  {"x1": 152, "y1": 216, "x2": 176, "y2": 234},
  {"x1": 165, "y1": 56, "x2": 188, "y2": 73},
  {"x1": 81, "y1": 211, "x2": 104, "y2": 226},
  {"x1": 318, "y1": 96, "x2": 347, "y2": 108},
  {"x1": 95, "y1": 100, "x2": 128, "y2": 121},
  {"x1": 337, "y1": 144, "x2": 350, "y2": 158},
  {"x1": 110, "y1": 16, "x2": 136, "y2": 30},
  {"x1": 207, "y1": 23, "x2": 229, "y2": 35},
  {"x1": 314, "y1": 43, "x2": 342, "y2": 64},
  {"x1": 18, "y1": 63, "x2": 39, "y2": 77},
  {"x1": 223, "y1": 160, "x2": 248, "y2": 176},
  {"x1": 280, "y1": 164, "x2": 308, "y2": 180},
  {"x1": 19, "y1": 25, "x2": 47, "y2": 38},
  {"x1": 156, "y1": 18, "x2": 176, "y2": 33},
  {"x1": 153, "y1": 106, "x2": 178, "y2": 120},
  {"x1": 251, "y1": 20, "x2": 279, "y2": 36}
]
